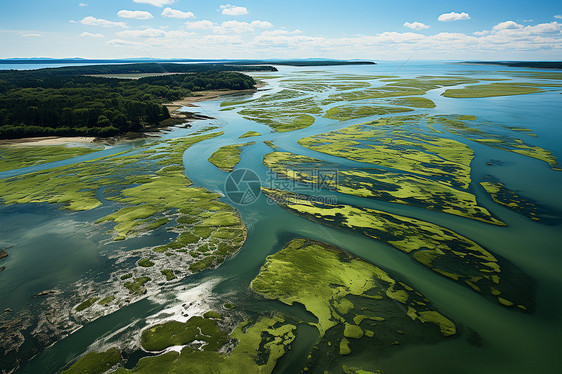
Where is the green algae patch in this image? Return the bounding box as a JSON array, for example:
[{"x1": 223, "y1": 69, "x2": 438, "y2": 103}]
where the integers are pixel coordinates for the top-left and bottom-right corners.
[
  {"x1": 322, "y1": 76, "x2": 479, "y2": 105},
  {"x1": 251, "y1": 238, "x2": 455, "y2": 337},
  {"x1": 262, "y1": 189, "x2": 534, "y2": 310},
  {"x1": 344, "y1": 324, "x2": 364, "y2": 339},
  {"x1": 0, "y1": 145, "x2": 99, "y2": 172},
  {"x1": 343, "y1": 366, "x2": 384, "y2": 374},
  {"x1": 98, "y1": 296, "x2": 115, "y2": 306},
  {"x1": 251, "y1": 238, "x2": 458, "y2": 372},
  {"x1": 442, "y1": 83, "x2": 545, "y2": 98},
  {"x1": 498, "y1": 297, "x2": 514, "y2": 307},
  {"x1": 339, "y1": 338, "x2": 351, "y2": 355},
  {"x1": 140, "y1": 316, "x2": 228, "y2": 352},
  {"x1": 144, "y1": 217, "x2": 169, "y2": 231},
  {"x1": 240, "y1": 111, "x2": 315, "y2": 132},
  {"x1": 389, "y1": 97, "x2": 436, "y2": 108},
  {"x1": 239, "y1": 131, "x2": 261, "y2": 139},
  {"x1": 263, "y1": 151, "x2": 504, "y2": 225},
  {"x1": 75, "y1": 297, "x2": 100, "y2": 312},
  {"x1": 208, "y1": 142, "x2": 255, "y2": 172},
  {"x1": 415, "y1": 311, "x2": 456, "y2": 336},
  {"x1": 297, "y1": 118, "x2": 474, "y2": 189},
  {"x1": 236, "y1": 90, "x2": 321, "y2": 132},
  {"x1": 137, "y1": 258, "x2": 155, "y2": 267},
  {"x1": 263, "y1": 140, "x2": 277, "y2": 149},
  {"x1": 322, "y1": 86, "x2": 425, "y2": 105},
  {"x1": 324, "y1": 105, "x2": 412, "y2": 121},
  {"x1": 160, "y1": 269, "x2": 176, "y2": 281},
  {"x1": 117, "y1": 314, "x2": 296, "y2": 374},
  {"x1": 61, "y1": 347, "x2": 121, "y2": 374},
  {"x1": 124, "y1": 277, "x2": 151, "y2": 295},
  {"x1": 120, "y1": 273, "x2": 132, "y2": 280},
  {"x1": 429, "y1": 115, "x2": 561, "y2": 171},
  {"x1": 203, "y1": 311, "x2": 222, "y2": 319},
  {"x1": 480, "y1": 176, "x2": 560, "y2": 224}
]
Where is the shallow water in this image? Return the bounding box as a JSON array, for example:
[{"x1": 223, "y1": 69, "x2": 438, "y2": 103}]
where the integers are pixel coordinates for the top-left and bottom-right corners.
[{"x1": 1, "y1": 62, "x2": 561, "y2": 374}]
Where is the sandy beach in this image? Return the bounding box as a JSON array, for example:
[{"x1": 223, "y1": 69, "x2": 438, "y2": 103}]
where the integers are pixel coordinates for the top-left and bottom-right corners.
[
  {"x1": 0, "y1": 84, "x2": 265, "y2": 147},
  {"x1": 0, "y1": 136, "x2": 97, "y2": 147},
  {"x1": 164, "y1": 84, "x2": 265, "y2": 115}
]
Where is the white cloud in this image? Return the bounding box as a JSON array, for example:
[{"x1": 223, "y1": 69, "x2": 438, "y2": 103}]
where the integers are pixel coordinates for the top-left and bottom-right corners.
[
  {"x1": 555, "y1": 15, "x2": 562, "y2": 19},
  {"x1": 493, "y1": 21, "x2": 522, "y2": 30},
  {"x1": 403, "y1": 21, "x2": 430, "y2": 30},
  {"x1": 95, "y1": 18, "x2": 562, "y2": 60},
  {"x1": 161, "y1": 8, "x2": 195, "y2": 19},
  {"x1": 107, "y1": 39, "x2": 142, "y2": 47},
  {"x1": 117, "y1": 10, "x2": 153, "y2": 20},
  {"x1": 218, "y1": 20, "x2": 272, "y2": 33},
  {"x1": 80, "y1": 16, "x2": 127, "y2": 28},
  {"x1": 185, "y1": 20, "x2": 215, "y2": 30},
  {"x1": 80, "y1": 32, "x2": 104, "y2": 38},
  {"x1": 133, "y1": 0, "x2": 174, "y2": 7},
  {"x1": 204, "y1": 34, "x2": 244, "y2": 44},
  {"x1": 522, "y1": 19, "x2": 534, "y2": 23},
  {"x1": 524, "y1": 21, "x2": 561, "y2": 34},
  {"x1": 438, "y1": 12, "x2": 470, "y2": 22},
  {"x1": 117, "y1": 28, "x2": 167, "y2": 38},
  {"x1": 79, "y1": 3, "x2": 87, "y2": 6},
  {"x1": 220, "y1": 4, "x2": 248, "y2": 16},
  {"x1": 115, "y1": 28, "x2": 193, "y2": 39},
  {"x1": 22, "y1": 33, "x2": 41, "y2": 37},
  {"x1": 260, "y1": 29, "x2": 301, "y2": 37}
]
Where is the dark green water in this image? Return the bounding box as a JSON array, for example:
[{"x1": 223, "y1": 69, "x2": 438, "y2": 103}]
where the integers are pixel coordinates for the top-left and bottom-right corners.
[{"x1": 1, "y1": 62, "x2": 561, "y2": 374}]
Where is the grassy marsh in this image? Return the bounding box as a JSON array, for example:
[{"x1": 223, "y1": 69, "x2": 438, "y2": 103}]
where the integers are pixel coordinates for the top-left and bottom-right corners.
[
  {"x1": 263, "y1": 151, "x2": 504, "y2": 225},
  {"x1": 208, "y1": 142, "x2": 255, "y2": 172},
  {"x1": 0, "y1": 145, "x2": 99, "y2": 172},
  {"x1": 115, "y1": 313, "x2": 296, "y2": 373},
  {"x1": 61, "y1": 348, "x2": 121, "y2": 374},
  {"x1": 262, "y1": 189, "x2": 534, "y2": 310},
  {"x1": 297, "y1": 118, "x2": 474, "y2": 189},
  {"x1": 251, "y1": 238, "x2": 456, "y2": 371},
  {"x1": 442, "y1": 83, "x2": 549, "y2": 98},
  {"x1": 324, "y1": 105, "x2": 413, "y2": 121}
]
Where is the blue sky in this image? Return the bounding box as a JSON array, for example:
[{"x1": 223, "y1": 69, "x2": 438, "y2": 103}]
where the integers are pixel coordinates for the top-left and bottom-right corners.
[{"x1": 0, "y1": 0, "x2": 561, "y2": 59}]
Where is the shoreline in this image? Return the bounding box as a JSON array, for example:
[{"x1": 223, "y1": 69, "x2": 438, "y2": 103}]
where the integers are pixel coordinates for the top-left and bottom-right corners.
[
  {"x1": 0, "y1": 84, "x2": 265, "y2": 147},
  {"x1": 164, "y1": 83, "x2": 265, "y2": 116},
  {"x1": 0, "y1": 136, "x2": 97, "y2": 147}
]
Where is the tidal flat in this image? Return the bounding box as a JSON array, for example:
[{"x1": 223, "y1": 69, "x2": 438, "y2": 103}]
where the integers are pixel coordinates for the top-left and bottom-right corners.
[{"x1": 1, "y1": 63, "x2": 561, "y2": 374}]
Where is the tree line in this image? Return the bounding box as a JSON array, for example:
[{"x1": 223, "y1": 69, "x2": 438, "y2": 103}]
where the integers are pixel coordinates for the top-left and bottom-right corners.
[{"x1": 0, "y1": 64, "x2": 261, "y2": 139}]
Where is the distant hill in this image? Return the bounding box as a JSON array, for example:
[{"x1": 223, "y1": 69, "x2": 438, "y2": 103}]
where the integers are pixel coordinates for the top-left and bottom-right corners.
[
  {"x1": 0, "y1": 58, "x2": 376, "y2": 67},
  {"x1": 461, "y1": 61, "x2": 562, "y2": 70}
]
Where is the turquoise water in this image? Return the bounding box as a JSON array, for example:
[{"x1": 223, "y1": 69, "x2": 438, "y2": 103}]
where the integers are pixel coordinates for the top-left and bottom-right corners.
[{"x1": 1, "y1": 62, "x2": 561, "y2": 373}]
